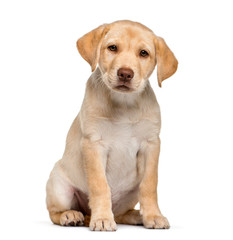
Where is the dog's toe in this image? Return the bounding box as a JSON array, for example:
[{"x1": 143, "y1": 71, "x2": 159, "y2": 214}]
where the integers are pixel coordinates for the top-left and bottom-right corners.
[
  {"x1": 143, "y1": 215, "x2": 170, "y2": 229},
  {"x1": 60, "y1": 210, "x2": 84, "y2": 226},
  {"x1": 89, "y1": 218, "x2": 117, "y2": 231}
]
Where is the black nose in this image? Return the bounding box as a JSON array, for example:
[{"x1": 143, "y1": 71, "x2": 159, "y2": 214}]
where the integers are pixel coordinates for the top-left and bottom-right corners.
[{"x1": 117, "y1": 68, "x2": 134, "y2": 82}]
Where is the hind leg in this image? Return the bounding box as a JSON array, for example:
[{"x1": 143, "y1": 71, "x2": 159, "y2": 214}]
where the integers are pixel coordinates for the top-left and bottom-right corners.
[
  {"x1": 46, "y1": 169, "x2": 84, "y2": 226},
  {"x1": 115, "y1": 210, "x2": 142, "y2": 225},
  {"x1": 50, "y1": 210, "x2": 84, "y2": 226}
]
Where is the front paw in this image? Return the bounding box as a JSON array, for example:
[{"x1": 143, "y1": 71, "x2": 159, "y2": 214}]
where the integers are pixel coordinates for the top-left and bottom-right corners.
[
  {"x1": 89, "y1": 217, "x2": 117, "y2": 231},
  {"x1": 143, "y1": 215, "x2": 170, "y2": 229}
]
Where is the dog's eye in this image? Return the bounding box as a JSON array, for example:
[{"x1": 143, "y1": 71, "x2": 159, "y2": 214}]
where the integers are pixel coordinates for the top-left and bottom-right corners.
[
  {"x1": 140, "y1": 50, "x2": 149, "y2": 57},
  {"x1": 108, "y1": 45, "x2": 117, "y2": 51}
]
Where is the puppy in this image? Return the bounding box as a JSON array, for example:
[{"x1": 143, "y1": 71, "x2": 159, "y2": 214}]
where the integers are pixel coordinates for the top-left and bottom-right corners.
[{"x1": 46, "y1": 20, "x2": 178, "y2": 231}]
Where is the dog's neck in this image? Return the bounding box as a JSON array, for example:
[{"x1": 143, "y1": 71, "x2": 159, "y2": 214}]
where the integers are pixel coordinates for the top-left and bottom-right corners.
[{"x1": 110, "y1": 90, "x2": 140, "y2": 107}]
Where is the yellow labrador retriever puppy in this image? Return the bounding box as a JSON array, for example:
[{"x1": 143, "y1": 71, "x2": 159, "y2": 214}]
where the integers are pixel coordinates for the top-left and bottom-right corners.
[{"x1": 46, "y1": 20, "x2": 178, "y2": 231}]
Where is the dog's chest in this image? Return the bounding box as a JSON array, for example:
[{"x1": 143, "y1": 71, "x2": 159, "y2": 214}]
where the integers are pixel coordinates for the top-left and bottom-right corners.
[{"x1": 96, "y1": 115, "x2": 160, "y2": 200}]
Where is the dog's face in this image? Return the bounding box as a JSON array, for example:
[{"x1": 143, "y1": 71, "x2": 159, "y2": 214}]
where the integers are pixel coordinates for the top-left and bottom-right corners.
[
  {"x1": 77, "y1": 20, "x2": 178, "y2": 91},
  {"x1": 99, "y1": 23, "x2": 157, "y2": 92}
]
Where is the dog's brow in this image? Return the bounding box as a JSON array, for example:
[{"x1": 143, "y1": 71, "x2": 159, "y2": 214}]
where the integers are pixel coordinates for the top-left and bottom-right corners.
[
  {"x1": 105, "y1": 39, "x2": 118, "y2": 46},
  {"x1": 138, "y1": 41, "x2": 151, "y2": 49}
]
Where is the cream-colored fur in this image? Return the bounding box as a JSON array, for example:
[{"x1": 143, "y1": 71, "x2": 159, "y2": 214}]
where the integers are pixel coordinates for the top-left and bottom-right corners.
[{"x1": 46, "y1": 20, "x2": 178, "y2": 231}]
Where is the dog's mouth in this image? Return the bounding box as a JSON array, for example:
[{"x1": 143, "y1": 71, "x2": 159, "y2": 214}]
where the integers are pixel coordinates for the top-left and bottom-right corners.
[{"x1": 114, "y1": 85, "x2": 131, "y2": 91}]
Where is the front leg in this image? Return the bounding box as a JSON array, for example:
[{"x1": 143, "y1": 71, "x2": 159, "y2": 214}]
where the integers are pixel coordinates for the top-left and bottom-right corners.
[
  {"x1": 81, "y1": 138, "x2": 117, "y2": 231},
  {"x1": 139, "y1": 138, "x2": 170, "y2": 229}
]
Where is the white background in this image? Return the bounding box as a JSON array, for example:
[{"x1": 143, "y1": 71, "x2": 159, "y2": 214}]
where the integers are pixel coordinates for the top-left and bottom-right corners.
[{"x1": 0, "y1": 0, "x2": 233, "y2": 239}]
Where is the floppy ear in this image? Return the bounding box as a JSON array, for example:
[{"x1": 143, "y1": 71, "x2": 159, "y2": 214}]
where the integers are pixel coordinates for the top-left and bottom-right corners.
[
  {"x1": 154, "y1": 36, "x2": 178, "y2": 87},
  {"x1": 77, "y1": 24, "x2": 109, "y2": 72}
]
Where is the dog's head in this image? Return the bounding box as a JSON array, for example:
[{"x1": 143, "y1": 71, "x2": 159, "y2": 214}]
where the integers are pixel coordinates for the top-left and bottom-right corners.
[{"x1": 77, "y1": 20, "x2": 178, "y2": 92}]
